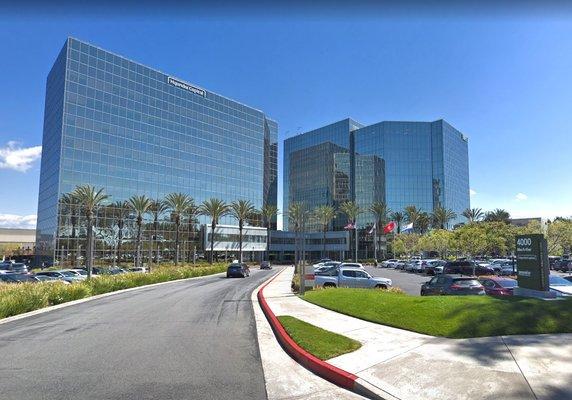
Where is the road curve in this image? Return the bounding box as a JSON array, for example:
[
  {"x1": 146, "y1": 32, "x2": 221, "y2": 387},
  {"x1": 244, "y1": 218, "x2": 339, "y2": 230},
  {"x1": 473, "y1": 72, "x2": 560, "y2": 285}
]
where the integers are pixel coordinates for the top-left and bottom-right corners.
[{"x1": 0, "y1": 269, "x2": 276, "y2": 400}]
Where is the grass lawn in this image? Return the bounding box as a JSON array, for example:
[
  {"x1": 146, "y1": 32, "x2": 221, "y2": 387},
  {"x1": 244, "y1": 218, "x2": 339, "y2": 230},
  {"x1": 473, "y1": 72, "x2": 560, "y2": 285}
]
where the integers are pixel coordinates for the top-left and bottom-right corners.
[
  {"x1": 303, "y1": 289, "x2": 572, "y2": 339},
  {"x1": 0, "y1": 263, "x2": 228, "y2": 320},
  {"x1": 277, "y1": 315, "x2": 362, "y2": 360}
]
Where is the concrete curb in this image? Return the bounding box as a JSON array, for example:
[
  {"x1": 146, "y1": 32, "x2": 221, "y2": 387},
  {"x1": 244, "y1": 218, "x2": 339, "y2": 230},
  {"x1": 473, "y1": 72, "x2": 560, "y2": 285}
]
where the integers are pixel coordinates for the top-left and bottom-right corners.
[
  {"x1": 0, "y1": 271, "x2": 226, "y2": 326},
  {"x1": 256, "y1": 267, "x2": 389, "y2": 400}
]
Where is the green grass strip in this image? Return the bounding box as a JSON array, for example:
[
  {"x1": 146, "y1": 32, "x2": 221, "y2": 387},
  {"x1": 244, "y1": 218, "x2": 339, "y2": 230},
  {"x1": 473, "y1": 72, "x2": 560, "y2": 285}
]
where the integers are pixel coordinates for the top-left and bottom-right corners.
[
  {"x1": 277, "y1": 315, "x2": 362, "y2": 360},
  {"x1": 0, "y1": 263, "x2": 228, "y2": 320},
  {"x1": 303, "y1": 288, "x2": 572, "y2": 339}
]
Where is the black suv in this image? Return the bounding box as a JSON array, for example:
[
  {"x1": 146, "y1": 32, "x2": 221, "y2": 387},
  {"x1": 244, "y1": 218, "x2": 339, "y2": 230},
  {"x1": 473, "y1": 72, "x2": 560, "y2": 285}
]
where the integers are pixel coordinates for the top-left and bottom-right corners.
[
  {"x1": 421, "y1": 274, "x2": 485, "y2": 296},
  {"x1": 443, "y1": 261, "x2": 494, "y2": 276}
]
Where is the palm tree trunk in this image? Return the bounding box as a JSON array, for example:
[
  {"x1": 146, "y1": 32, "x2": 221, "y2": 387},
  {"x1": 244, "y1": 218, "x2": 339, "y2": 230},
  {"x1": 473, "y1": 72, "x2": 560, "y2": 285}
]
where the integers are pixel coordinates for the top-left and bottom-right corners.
[
  {"x1": 322, "y1": 227, "x2": 326, "y2": 259},
  {"x1": 175, "y1": 222, "x2": 180, "y2": 265},
  {"x1": 136, "y1": 221, "x2": 142, "y2": 269},
  {"x1": 239, "y1": 221, "x2": 243, "y2": 263},
  {"x1": 266, "y1": 225, "x2": 270, "y2": 262},
  {"x1": 210, "y1": 221, "x2": 215, "y2": 264},
  {"x1": 86, "y1": 216, "x2": 93, "y2": 279}
]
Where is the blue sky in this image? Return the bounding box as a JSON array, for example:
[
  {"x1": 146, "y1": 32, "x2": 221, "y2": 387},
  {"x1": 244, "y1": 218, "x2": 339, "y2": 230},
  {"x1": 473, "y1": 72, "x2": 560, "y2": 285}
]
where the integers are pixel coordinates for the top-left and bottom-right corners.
[{"x1": 1, "y1": 10, "x2": 571, "y2": 228}]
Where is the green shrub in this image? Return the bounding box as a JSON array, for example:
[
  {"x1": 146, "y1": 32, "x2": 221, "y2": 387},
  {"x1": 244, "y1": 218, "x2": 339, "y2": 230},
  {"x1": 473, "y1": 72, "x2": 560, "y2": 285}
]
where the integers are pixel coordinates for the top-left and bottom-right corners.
[{"x1": 0, "y1": 263, "x2": 228, "y2": 320}]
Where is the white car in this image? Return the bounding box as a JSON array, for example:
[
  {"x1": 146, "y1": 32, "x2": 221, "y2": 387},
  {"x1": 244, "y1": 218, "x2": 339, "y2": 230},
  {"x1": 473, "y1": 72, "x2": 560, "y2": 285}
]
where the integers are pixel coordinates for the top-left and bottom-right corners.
[
  {"x1": 340, "y1": 262, "x2": 366, "y2": 270},
  {"x1": 549, "y1": 275, "x2": 572, "y2": 297},
  {"x1": 381, "y1": 259, "x2": 399, "y2": 268}
]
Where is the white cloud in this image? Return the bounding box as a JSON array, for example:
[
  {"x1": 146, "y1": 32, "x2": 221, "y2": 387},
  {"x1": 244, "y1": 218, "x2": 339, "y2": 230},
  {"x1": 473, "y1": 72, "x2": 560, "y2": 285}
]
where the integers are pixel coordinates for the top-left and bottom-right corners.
[
  {"x1": 469, "y1": 189, "x2": 477, "y2": 197},
  {"x1": 0, "y1": 141, "x2": 42, "y2": 172},
  {"x1": 0, "y1": 214, "x2": 37, "y2": 229},
  {"x1": 515, "y1": 193, "x2": 528, "y2": 201}
]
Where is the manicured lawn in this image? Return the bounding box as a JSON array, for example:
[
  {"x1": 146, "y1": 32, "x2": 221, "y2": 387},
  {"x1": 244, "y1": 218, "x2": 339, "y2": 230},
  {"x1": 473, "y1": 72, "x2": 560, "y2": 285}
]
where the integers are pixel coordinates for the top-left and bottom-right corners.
[
  {"x1": 0, "y1": 263, "x2": 228, "y2": 320},
  {"x1": 303, "y1": 289, "x2": 572, "y2": 338},
  {"x1": 277, "y1": 315, "x2": 362, "y2": 360}
]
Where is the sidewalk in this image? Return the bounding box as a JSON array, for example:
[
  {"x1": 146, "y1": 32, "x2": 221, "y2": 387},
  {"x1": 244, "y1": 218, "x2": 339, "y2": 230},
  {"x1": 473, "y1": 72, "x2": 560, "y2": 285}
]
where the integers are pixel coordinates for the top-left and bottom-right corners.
[
  {"x1": 251, "y1": 271, "x2": 366, "y2": 399},
  {"x1": 263, "y1": 266, "x2": 572, "y2": 400}
]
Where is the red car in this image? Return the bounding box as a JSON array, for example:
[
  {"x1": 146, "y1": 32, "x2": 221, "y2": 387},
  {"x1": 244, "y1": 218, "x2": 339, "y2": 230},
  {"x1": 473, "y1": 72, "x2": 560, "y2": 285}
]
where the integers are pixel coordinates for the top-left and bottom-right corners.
[{"x1": 478, "y1": 276, "x2": 518, "y2": 296}]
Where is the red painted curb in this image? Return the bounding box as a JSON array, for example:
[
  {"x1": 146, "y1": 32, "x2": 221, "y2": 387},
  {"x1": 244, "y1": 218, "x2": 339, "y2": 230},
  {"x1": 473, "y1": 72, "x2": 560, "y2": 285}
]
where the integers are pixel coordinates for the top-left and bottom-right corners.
[{"x1": 257, "y1": 268, "x2": 358, "y2": 390}]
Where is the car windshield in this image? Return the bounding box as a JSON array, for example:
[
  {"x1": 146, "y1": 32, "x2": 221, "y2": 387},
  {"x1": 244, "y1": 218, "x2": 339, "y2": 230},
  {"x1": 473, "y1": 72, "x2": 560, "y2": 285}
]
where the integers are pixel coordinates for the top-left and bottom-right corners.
[
  {"x1": 229, "y1": 264, "x2": 242, "y2": 269},
  {"x1": 498, "y1": 280, "x2": 518, "y2": 288},
  {"x1": 60, "y1": 271, "x2": 76, "y2": 277},
  {"x1": 549, "y1": 276, "x2": 572, "y2": 286},
  {"x1": 453, "y1": 279, "x2": 481, "y2": 287}
]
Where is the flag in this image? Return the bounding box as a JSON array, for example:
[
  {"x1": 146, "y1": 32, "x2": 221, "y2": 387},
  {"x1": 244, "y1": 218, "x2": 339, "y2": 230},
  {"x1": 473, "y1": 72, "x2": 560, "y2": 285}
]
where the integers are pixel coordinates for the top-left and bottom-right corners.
[
  {"x1": 368, "y1": 223, "x2": 376, "y2": 235},
  {"x1": 383, "y1": 221, "x2": 396, "y2": 234},
  {"x1": 402, "y1": 222, "x2": 414, "y2": 232},
  {"x1": 344, "y1": 222, "x2": 355, "y2": 230}
]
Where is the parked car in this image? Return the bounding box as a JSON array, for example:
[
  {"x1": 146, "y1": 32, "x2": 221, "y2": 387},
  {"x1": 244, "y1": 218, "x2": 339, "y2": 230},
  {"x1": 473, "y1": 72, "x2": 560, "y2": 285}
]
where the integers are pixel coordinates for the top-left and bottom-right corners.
[
  {"x1": 314, "y1": 266, "x2": 392, "y2": 289},
  {"x1": 60, "y1": 269, "x2": 88, "y2": 280},
  {"x1": 425, "y1": 260, "x2": 447, "y2": 275},
  {"x1": 478, "y1": 276, "x2": 518, "y2": 296},
  {"x1": 314, "y1": 261, "x2": 341, "y2": 273},
  {"x1": 556, "y1": 259, "x2": 572, "y2": 273},
  {"x1": 35, "y1": 270, "x2": 84, "y2": 283},
  {"x1": 549, "y1": 275, "x2": 572, "y2": 297},
  {"x1": 260, "y1": 261, "x2": 272, "y2": 270},
  {"x1": 443, "y1": 261, "x2": 494, "y2": 276},
  {"x1": 0, "y1": 273, "x2": 37, "y2": 283},
  {"x1": 381, "y1": 259, "x2": 399, "y2": 268},
  {"x1": 33, "y1": 274, "x2": 71, "y2": 284},
  {"x1": 0, "y1": 262, "x2": 28, "y2": 274},
  {"x1": 226, "y1": 263, "x2": 250, "y2": 278},
  {"x1": 498, "y1": 262, "x2": 518, "y2": 276},
  {"x1": 487, "y1": 259, "x2": 511, "y2": 273},
  {"x1": 421, "y1": 274, "x2": 486, "y2": 296},
  {"x1": 340, "y1": 262, "x2": 366, "y2": 270},
  {"x1": 394, "y1": 261, "x2": 408, "y2": 270},
  {"x1": 128, "y1": 267, "x2": 147, "y2": 273}
]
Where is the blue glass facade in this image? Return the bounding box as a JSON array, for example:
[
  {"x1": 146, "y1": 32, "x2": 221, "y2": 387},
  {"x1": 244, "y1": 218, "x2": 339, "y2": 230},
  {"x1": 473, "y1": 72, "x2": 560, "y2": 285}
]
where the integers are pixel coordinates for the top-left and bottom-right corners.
[
  {"x1": 283, "y1": 118, "x2": 362, "y2": 230},
  {"x1": 284, "y1": 118, "x2": 469, "y2": 231},
  {"x1": 36, "y1": 38, "x2": 277, "y2": 262}
]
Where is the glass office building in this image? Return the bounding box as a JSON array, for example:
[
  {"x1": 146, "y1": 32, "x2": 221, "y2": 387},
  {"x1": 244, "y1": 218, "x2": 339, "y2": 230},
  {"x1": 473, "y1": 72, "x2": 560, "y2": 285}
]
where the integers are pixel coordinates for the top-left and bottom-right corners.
[
  {"x1": 284, "y1": 118, "x2": 469, "y2": 233},
  {"x1": 283, "y1": 118, "x2": 362, "y2": 230},
  {"x1": 36, "y1": 38, "x2": 277, "y2": 264}
]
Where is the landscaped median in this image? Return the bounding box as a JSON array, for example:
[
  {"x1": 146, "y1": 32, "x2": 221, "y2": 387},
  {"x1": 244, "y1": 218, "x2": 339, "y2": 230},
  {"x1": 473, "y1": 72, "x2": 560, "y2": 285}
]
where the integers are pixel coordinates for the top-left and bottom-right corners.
[
  {"x1": 303, "y1": 288, "x2": 572, "y2": 338},
  {"x1": 0, "y1": 263, "x2": 227, "y2": 320},
  {"x1": 277, "y1": 315, "x2": 362, "y2": 360}
]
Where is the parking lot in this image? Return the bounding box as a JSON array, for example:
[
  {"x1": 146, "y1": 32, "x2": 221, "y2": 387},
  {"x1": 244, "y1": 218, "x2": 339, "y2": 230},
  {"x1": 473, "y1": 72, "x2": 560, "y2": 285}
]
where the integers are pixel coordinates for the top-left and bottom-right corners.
[
  {"x1": 364, "y1": 266, "x2": 430, "y2": 295},
  {"x1": 363, "y1": 265, "x2": 572, "y2": 296}
]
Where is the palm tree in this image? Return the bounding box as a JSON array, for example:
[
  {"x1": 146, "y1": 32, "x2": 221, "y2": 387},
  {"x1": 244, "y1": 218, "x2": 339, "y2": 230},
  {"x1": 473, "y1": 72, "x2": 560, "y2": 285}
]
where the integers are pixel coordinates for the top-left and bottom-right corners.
[
  {"x1": 484, "y1": 208, "x2": 511, "y2": 224},
  {"x1": 432, "y1": 206, "x2": 457, "y2": 229},
  {"x1": 416, "y1": 212, "x2": 431, "y2": 234},
  {"x1": 186, "y1": 201, "x2": 200, "y2": 264},
  {"x1": 110, "y1": 201, "x2": 130, "y2": 267},
  {"x1": 148, "y1": 199, "x2": 168, "y2": 271},
  {"x1": 313, "y1": 205, "x2": 336, "y2": 258},
  {"x1": 390, "y1": 211, "x2": 404, "y2": 234},
  {"x1": 164, "y1": 193, "x2": 193, "y2": 265},
  {"x1": 200, "y1": 198, "x2": 229, "y2": 264},
  {"x1": 72, "y1": 185, "x2": 109, "y2": 278},
  {"x1": 369, "y1": 201, "x2": 390, "y2": 260},
  {"x1": 288, "y1": 202, "x2": 309, "y2": 293},
  {"x1": 340, "y1": 201, "x2": 362, "y2": 262},
  {"x1": 61, "y1": 193, "x2": 80, "y2": 266},
  {"x1": 229, "y1": 200, "x2": 257, "y2": 263},
  {"x1": 404, "y1": 205, "x2": 422, "y2": 230},
  {"x1": 261, "y1": 204, "x2": 278, "y2": 262},
  {"x1": 462, "y1": 207, "x2": 484, "y2": 223},
  {"x1": 128, "y1": 195, "x2": 152, "y2": 269}
]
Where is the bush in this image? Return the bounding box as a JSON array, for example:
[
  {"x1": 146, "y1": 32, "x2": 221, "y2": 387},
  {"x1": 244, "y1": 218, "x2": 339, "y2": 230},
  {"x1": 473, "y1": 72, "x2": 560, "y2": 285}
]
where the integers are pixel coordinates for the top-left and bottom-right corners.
[{"x1": 0, "y1": 263, "x2": 227, "y2": 320}]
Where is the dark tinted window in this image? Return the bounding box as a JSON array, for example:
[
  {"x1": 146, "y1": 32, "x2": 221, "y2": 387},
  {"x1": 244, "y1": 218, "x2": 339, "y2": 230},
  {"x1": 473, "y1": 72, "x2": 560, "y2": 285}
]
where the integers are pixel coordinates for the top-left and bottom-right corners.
[{"x1": 342, "y1": 270, "x2": 356, "y2": 278}]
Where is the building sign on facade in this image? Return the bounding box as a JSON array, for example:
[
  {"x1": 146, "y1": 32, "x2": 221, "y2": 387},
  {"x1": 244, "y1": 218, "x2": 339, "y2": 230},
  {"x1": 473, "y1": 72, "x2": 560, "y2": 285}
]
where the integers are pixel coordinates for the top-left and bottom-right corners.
[
  {"x1": 167, "y1": 76, "x2": 206, "y2": 97},
  {"x1": 515, "y1": 234, "x2": 549, "y2": 291}
]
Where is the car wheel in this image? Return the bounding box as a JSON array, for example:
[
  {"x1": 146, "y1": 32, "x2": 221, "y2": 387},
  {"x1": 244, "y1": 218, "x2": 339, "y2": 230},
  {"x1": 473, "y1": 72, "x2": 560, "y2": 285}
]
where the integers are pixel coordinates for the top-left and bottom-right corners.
[
  {"x1": 323, "y1": 283, "x2": 336, "y2": 288},
  {"x1": 375, "y1": 284, "x2": 387, "y2": 289}
]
